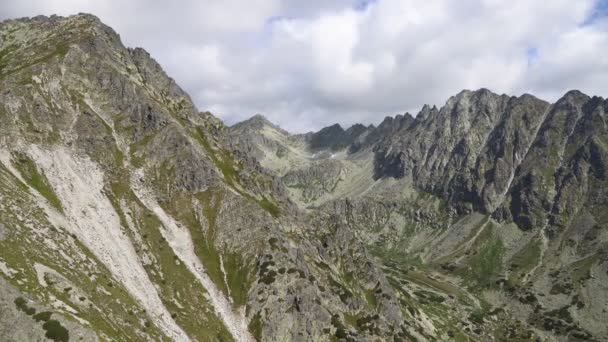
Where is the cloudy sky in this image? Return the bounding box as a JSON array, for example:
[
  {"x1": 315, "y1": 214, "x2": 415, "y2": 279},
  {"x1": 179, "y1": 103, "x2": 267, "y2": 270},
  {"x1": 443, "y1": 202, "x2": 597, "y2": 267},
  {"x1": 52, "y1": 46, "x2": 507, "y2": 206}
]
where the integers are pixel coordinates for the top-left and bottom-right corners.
[{"x1": 1, "y1": 1, "x2": 607, "y2": 132}]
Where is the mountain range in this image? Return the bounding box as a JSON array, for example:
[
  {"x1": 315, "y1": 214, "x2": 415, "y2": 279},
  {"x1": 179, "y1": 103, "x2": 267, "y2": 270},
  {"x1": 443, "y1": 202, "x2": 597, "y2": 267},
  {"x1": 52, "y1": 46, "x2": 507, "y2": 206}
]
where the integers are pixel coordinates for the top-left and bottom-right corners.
[{"x1": 0, "y1": 14, "x2": 607, "y2": 342}]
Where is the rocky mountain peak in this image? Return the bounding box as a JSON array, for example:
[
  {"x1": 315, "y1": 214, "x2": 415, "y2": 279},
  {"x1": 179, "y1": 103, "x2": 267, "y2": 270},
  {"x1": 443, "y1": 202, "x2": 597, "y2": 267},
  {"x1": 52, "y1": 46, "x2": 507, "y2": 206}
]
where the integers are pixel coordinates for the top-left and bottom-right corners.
[
  {"x1": 554, "y1": 89, "x2": 591, "y2": 107},
  {"x1": 246, "y1": 113, "x2": 271, "y2": 126},
  {"x1": 308, "y1": 124, "x2": 346, "y2": 150},
  {"x1": 231, "y1": 113, "x2": 289, "y2": 136},
  {"x1": 416, "y1": 103, "x2": 439, "y2": 121}
]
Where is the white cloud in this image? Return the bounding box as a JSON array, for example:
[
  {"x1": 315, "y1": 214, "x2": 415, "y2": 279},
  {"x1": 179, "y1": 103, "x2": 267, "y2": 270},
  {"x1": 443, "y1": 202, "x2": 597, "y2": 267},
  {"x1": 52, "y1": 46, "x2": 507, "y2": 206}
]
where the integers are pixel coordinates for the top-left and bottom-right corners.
[{"x1": 1, "y1": 0, "x2": 607, "y2": 132}]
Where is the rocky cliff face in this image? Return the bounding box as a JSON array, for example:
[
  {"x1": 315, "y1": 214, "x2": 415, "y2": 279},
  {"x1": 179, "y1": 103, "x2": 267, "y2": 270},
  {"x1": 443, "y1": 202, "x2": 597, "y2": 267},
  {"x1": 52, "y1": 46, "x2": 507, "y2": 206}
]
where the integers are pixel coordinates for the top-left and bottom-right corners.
[
  {"x1": 1, "y1": 13, "x2": 607, "y2": 342},
  {"x1": 373, "y1": 89, "x2": 552, "y2": 213},
  {"x1": 373, "y1": 88, "x2": 607, "y2": 233},
  {"x1": 233, "y1": 87, "x2": 608, "y2": 341}
]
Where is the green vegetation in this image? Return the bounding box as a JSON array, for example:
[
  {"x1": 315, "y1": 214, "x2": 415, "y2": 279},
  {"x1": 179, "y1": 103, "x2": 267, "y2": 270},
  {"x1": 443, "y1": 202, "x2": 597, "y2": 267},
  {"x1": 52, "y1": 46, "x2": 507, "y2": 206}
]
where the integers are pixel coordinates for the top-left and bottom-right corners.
[
  {"x1": 42, "y1": 320, "x2": 69, "y2": 342},
  {"x1": 224, "y1": 252, "x2": 255, "y2": 306},
  {"x1": 364, "y1": 288, "x2": 378, "y2": 308},
  {"x1": 14, "y1": 298, "x2": 68, "y2": 342},
  {"x1": 268, "y1": 237, "x2": 279, "y2": 250},
  {"x1": 106, "y1": 182, "x2": 234, "y2": 341},
  {"x1": 469, "y1": 308, "x2": 486, "y2": 324},
  {"x1": 33, "y1": 311, "x2": 53, "y2": 322},
  {"x1": 249, "y1": 312, "x2": 263, "y2": 341},
  {"x1": 55, "y1": 43, "x2": 70, "y2": 58},
  {"x1": 343, "y1": 312, "x2": 358, "y2": 327},
  {"x1": 163, "y1": 189, "x2": 256, "y2": 310},
  {"x1": 0, "y1": 169, "x2": 168, "y2": 341},
  {"x1": 191, "y1": 190, "x2": 231, "y2": 292},
  {"x1": 196, "y1": 127, "x2": 240, "y2": 188},
  {"x1": 570, "y1": 254, "x2": 599, "y2": 286},
  {"x1": 508, "y1": 239, "x2": 542, "y2": 285},
  {"x1": 258, "y1": 257, "x2": 277, "y2": 285},
  {"x1": 414, "y1": 290, "x2": 446, "y2": 304},
  {"x1": 0, "y1": 37, "x2": 73, "y2": 78},
  {"x1": 14, "y1": 297, "x2": 36, "y2": 315},
  {"x1": 330, "y1": 314, "x2": 349, "y2": 340},
  {"x1": 0, "y1": 43, "x2": 19, "y2": 74},
  {"x1": 195, "y1": 127, "x2": 281, "y2": 217},
  {"x1": 328, "y1": 276, "x2": 354, "y2": 304},
  {"x1": 355, "y1": 313, "x2": 379, "y2": 334},
  {"x1": 259, "y1": 196, "x2": 281, "y2": 218},
  {"x1": 452, "y1": 222, "x2": 506, "y2": 288},
  {"x1": 11, "y1": 152, "x2": 63, "y2": 213},
  {"x1": 469, "y1": 233, "x2": 504, "y2": 287},
  {"x1": 129, "y1": 131, "x2": 157, "y2": 167}
]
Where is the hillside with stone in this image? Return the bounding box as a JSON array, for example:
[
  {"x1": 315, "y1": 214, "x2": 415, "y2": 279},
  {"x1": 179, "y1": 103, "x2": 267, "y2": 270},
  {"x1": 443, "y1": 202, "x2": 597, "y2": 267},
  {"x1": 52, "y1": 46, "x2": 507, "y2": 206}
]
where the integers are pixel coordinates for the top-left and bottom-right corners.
[{"x1": 0, "y1": 13, "x2": 607, "y2": 342}]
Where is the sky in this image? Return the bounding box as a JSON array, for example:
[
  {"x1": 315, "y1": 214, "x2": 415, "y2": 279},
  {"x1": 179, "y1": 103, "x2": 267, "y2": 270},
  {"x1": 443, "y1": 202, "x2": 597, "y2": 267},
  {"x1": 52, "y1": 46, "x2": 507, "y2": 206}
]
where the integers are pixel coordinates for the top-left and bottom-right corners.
[{"x1": 1, "y1": 0, "x2": 607, "y2": 132}]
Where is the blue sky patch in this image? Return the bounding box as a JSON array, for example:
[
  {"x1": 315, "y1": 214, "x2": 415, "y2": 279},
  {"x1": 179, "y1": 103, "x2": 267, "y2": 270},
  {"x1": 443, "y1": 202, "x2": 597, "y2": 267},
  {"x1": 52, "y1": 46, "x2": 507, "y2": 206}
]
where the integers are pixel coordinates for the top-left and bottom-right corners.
[
  {"x1": 583, "y1": 0, "x2": 608, "y2": 25},
  {"x1": 526, "y1": 47, "x2": 539, "y2": 66},
  {"x1": 354, "y1": 0, "x2": 376, "y2": 11}
]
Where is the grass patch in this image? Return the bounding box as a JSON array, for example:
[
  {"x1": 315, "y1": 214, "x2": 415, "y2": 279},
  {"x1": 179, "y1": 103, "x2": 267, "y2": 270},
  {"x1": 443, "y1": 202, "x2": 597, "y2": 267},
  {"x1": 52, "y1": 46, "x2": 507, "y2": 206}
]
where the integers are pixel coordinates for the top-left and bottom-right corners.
[
  {"x1": 11, "y1": 152, "x2": 63, "y2": 213},
  {"x1": 107, "y1": 181, "x2": 235, "y2": 341},
  {"x1": 42, "y1": 319, "x2": 69, "y2": 342},
  {"x1": 165, "y1": 189, "x2": 256, "y2": 309},
  {"x1": 14, "y1": 298, "x2": 68, "y2": 342},
  {"x1": 14, "y1": 297, "x2": 36, "y2": 315},
  {"x1": 570, "y1": 254, "x2": 599, "y2": 285},
  {"x1": 469, "y1": 308, "x2": 486, "y2": 324},
  {"x1": 0, "y1": 39, "x2": 73, "y2": 78},
  {"x1": 453, "y1": 222, "x2": 505, "y2": 288},
  {"x1": 249, "y1": 312, "x2": 263, "y2": 341},
  {"x1": 196, "y1": 127, "x2": 240, "y2": 188},
  {"x1": 364, "y1": 288, "x2": 378, "y2": 308},
  {"x1": 33, "y1": 311, "x2": 53, "y2": 322},
  {"x1": 128, "y1": 131, "x2": 157, "y2": 167},
  {"x1": 508, "y1": 239, "x2": 542, "y2": 285},
  {"x1": 191, "y1": 190, "x2": 230, "y2": 294},
  {"x1": 469, "y1": 234, "x2": 504, "y2": 287},
  {"x1": 0, "y1": 134, "x2": 167, "y2": 341},
  {"x1": 330, "y1": 314, "x2": 349, "y2": 340},
  {"x1": 259, "y1": 196, "x2": 281, "y2": 218},
  {"x1": 343, "y1": 312, "x2": 358, "y2": 327},
  {"x1": 195, "y1": 127, "x2": 281, "y2": 218},
  {"x1": 224, "y1": 251, "x2": 256, "y2": 307}
]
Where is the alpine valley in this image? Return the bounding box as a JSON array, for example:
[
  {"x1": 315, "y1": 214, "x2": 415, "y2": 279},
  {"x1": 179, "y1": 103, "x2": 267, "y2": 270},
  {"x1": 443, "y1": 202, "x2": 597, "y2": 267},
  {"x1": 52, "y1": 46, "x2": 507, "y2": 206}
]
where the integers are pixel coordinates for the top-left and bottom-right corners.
[{"x1": 1, "y1": 14, "x2": 607, "y2": 342}]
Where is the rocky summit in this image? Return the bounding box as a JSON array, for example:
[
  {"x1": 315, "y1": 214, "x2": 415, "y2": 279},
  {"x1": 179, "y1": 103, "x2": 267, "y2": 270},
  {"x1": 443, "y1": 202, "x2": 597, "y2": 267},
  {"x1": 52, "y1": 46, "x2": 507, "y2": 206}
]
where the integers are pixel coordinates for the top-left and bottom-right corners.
[{"x1": 1, "y1": 13, "x2": 607, "y2": 342}]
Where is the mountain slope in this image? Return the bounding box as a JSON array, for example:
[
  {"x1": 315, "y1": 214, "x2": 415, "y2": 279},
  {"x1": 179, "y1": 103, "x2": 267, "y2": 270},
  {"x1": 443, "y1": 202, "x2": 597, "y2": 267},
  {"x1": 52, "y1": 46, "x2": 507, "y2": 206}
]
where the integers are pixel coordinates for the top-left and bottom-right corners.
[
  {"x1": 0, "y1": 14, "x2": 447, "y2": 342},
  {"x1": 1, "y1": 13, "x2": 607, "y2": 342},
  {"x1": 232, "y1": 89, "x2": 608, "y2": 341}
]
